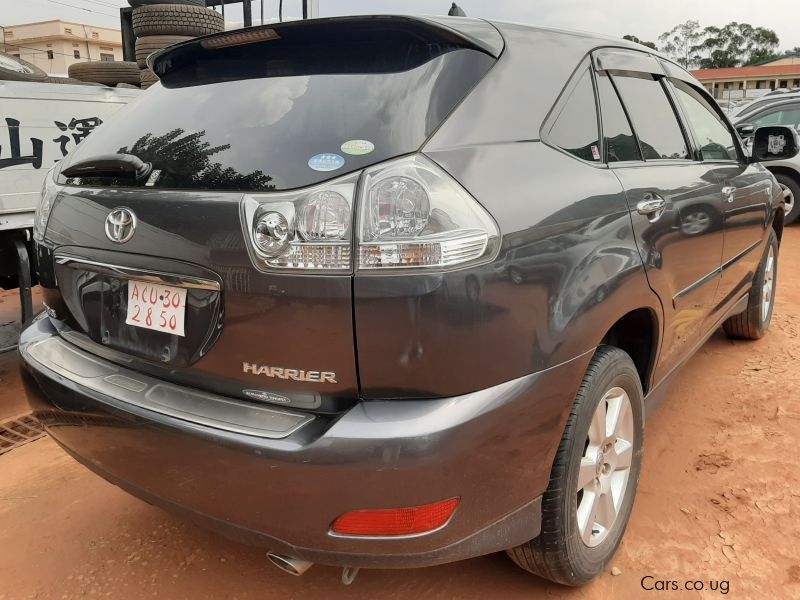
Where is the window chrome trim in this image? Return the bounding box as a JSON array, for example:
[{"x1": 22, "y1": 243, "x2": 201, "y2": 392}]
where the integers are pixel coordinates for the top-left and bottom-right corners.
[{"x1": 54, "y1": 254, "x2": 221, "y2": 291}]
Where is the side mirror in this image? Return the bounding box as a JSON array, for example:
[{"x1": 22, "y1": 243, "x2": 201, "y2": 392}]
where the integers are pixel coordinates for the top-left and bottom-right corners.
[
  {"x1": 750, "y1": 126, "x2": 800, "y2": 162},
  {"x1": 736, "y1": 124, "x2": 755, "y2": 136}
]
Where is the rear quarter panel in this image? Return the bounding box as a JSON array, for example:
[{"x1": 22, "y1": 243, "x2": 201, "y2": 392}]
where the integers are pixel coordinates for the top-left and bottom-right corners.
[
  {"x1": 353, "y1": 25, "x2": 662, "y2": 399},
  {"x1": 354, "y1": 143, "x2": 661, "y2": 398}
]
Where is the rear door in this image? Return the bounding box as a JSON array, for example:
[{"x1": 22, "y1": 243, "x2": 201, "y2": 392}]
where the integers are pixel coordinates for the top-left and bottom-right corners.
[
  {"x1": 668, "y1": 78, "x2": 774, "y2": 318},
  {"x1": 594, "y1": 51, "x2": 726, "y2": 381}
]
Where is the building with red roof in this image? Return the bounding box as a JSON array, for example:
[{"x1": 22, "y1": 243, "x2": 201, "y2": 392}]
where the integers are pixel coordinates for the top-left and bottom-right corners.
[{"x1": 692, "y1": 62, "x2": 800, "y2": 100}]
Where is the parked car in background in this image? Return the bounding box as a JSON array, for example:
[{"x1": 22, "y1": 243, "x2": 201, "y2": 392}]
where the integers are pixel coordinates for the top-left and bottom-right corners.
[
  {"x1": 19, "y1": 16, "x2": 795, "y2": 586},
  {"x1": 730, "y1": 90, "x2": 800, "y2": 120},
  {"x1": 734, "y1": 98, "x2": 800, "y2": 224}
]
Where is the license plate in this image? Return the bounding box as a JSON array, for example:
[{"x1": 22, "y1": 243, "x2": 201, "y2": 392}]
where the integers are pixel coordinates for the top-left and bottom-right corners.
[{"x1": 125, "y1": 280, "x2": 187, "y2": 337}]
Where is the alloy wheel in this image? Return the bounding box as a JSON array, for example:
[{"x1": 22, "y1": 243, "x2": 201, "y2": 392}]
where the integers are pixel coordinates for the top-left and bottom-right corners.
[
  {"x1": 576, "y1": 386, "x2": 634, "y2": 548},
  {"x1": 780, "y1": 183, "x2": 795, "y2": 217},
  {"x1": 681, "y1": 211, "x2": 711, "y2": 236},
  {"x1": 762, "y1": 245, "x2": 775, "y2": 323}
]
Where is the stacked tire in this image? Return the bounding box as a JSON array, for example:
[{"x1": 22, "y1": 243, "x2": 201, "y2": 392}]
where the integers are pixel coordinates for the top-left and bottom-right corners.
[
  {"x1": 0, "y1": 51, "x2": 126, "y2": 87},
  {"x1": 130, "y1": 0, "x2": 224, "y2": 89},
  {"x1": 67, "y1": 61, "x2": 141, "y2": 86}
]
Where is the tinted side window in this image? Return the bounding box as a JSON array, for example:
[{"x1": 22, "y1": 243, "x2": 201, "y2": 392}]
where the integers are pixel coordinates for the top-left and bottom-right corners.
[
  {"x1": 612, "y1": 73, "x2": 689, "y2": 160},
  {"x1": 596, "y1": 72, "x2": 641, "y2": 162},
  {"x1": 548, "y1": 68, "x2": 600, "y2": 162},
  {"x1": 752, "y1": 105, "x2": 800, "y2": 128},
  {"x1": 671, "y1": 80, "x2": 738, "y2": 161}
]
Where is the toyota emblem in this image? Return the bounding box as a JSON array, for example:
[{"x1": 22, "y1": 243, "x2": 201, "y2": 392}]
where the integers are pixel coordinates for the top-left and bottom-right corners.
[{"x1": 105, "y1": 208, "x2": 137, "y2": 244}]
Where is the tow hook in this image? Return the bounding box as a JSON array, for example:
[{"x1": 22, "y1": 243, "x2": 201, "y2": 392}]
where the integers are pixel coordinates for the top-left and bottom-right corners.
[{"x1": 342, "y1": 566, "x2": 360, "y2": 585}]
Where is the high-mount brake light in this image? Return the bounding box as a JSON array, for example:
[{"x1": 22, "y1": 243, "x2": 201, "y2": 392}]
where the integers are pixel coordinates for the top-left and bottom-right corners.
[{"x1": 200, "y1": 29, "x2": 280, "y2": 50}]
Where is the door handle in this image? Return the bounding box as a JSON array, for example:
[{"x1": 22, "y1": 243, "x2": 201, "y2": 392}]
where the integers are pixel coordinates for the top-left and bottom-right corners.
[
  {"x1": 637, "y1": 194, "x2": 667, "y2": 218},
  {"x1": 722, "y1": 186, "x2": 736, "y2": 203}
]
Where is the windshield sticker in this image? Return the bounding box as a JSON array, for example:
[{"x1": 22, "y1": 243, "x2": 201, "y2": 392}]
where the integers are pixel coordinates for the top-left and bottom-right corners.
[
  {"x1": 341, "y1": 139, "x2": 375, "y2": 156},
  {"x1": 308, "y1": 153, "x2": 345, "y2": 172},
  {"x1": 591, "y1": 145, "x2": 600, "y2": 161}
]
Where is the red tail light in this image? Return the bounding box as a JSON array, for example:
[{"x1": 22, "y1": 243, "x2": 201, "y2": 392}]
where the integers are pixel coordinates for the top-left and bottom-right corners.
[{"x1": 331, "y1": 498, "x2": 459, "y2": 537}]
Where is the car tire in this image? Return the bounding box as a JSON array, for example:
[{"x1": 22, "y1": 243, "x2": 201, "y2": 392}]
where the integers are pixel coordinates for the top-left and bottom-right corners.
[
  {"x1": 135, "y1": 35, "x2": 192, "y2": 68},
  {"x1": 507, "y1": 345, "x2": 644, "y2": 585},
  {"x1": 0, "y1": 51, "x2": 47, "y2": 81},
  {"x1": 132, "y1": 5, "x2": 225, "y2": 38},
  {"x1": 42, "y1": 76, "x2": 86, "y2": 85},
  {"x1": 774, "y1": 174, "x2": 800, "y2": 226},
  {"x1": 68, "y1": 61, "x2": 141, "y2": 85},
  {"x1": 140, "y1": 68, "x2": 159, "y2": 89},
  {"x1": 722, "y1": 229, "x2": 778, "y2": 340},
  {"x1": 128, "y1": 0, "x2": 205, "y2": 7}
]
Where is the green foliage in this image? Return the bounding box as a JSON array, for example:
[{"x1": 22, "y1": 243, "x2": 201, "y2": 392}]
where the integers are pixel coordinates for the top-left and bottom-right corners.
[
  {"x1": 118, "y1": 128, "x2": 274, "y2": 191},
  {"x1": 656, "y1": 20, "x2": 780, "y2": 69},
  {"x1": 658, "y1": 20, "x2": 703, "y2": 68},
  {"x1": 622, "y1": 34, "x2": 657, "y2": 50},
  {"x1": 698, "y1": 22, "x2": 779, "y2": 68}
]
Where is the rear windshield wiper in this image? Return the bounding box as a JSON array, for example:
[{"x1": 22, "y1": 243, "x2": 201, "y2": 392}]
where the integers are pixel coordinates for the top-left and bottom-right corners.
[{"x1": 61, "y1": 154, "x2": 152, "y2": 181}]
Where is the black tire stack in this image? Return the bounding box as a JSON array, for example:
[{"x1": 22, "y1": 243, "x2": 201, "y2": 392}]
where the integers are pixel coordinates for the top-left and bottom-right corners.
[
  {"x1": 130, "y1": 0, "x2": 224, "y2": 89},
  {"x1": 67, "y1": 61, "x2": 141, "y2": 86}
]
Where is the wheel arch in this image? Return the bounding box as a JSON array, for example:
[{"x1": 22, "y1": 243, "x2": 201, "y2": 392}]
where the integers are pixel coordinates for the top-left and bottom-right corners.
[
  {"x1": 765, "y1": 164, "x2": 800, "y2": 187},
  {"x1": 772, "y1": 206, "x2": 784, "y2": 244},
  {"x1": 599, "y1": 307, "x2": 660, "y2": 395}
]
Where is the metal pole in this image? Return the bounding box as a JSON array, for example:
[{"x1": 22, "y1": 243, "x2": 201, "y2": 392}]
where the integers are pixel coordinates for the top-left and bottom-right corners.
[
  {"x1": 243, "y1": 0, "x2": 251, "y2": 27},
  {"x1": 260, "y1": 0, "x2": 264, "y2": 24},
  {"x1": 120, "y1": 7, "x2": 135, "y2": 63}
]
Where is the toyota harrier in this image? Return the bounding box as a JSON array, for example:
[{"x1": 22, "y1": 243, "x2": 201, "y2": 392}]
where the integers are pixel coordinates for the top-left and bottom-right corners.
[{"x1": 19, "y1": 16, "x2": 796, "y2": 585}]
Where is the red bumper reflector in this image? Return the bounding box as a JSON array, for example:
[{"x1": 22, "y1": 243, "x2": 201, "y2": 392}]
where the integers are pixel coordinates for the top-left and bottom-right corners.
[{"x1": 331, "y1": 498, "x2": 460, "y2": 537}]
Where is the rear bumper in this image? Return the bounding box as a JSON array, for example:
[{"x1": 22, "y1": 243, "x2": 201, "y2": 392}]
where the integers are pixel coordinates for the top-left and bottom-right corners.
[{"x1": 19, "y1": 315, "x2": 590, "y2": 569}]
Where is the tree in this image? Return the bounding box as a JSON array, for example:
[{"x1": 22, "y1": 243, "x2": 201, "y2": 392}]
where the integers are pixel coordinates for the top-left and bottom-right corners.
[
  {"x1": 118, "y1": 128, "x2": 274, "y2": 191},
  {"x1": 698, "y1": 22, "x2": 779, "y2": 68},
  {"x1": 623, "y1": 34, "x2": 657, "y2": 50},
  {"x1": 658, "y1": 20, "x2": 703, "y2": 68}
]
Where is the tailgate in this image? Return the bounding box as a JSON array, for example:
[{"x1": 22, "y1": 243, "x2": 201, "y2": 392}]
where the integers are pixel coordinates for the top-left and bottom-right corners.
[{"x1": 43, "y1": 186, "x2": 357, "y2": 413}]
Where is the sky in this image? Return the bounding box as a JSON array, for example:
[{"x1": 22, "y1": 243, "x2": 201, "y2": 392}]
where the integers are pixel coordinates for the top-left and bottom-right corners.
[{"x1": 2, "y1": 0, "x2": 800, "y2": 52}]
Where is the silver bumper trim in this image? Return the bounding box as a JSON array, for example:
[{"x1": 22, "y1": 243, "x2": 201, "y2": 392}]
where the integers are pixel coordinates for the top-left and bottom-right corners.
[{"x1": 22, "y1": 335, "x2": 313, "y2": 439}]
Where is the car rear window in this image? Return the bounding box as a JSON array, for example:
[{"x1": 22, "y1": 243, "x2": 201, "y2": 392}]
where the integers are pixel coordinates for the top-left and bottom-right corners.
[
  {"x1": 59, "y1": 22, "x2": 495, "y2": 191},
  {"x1": 547, "y1": 67, "x2": 601, "y2": 162},
  {"x1": 596, "y1": 72, "x2": 641, "y2": 162},
  {"x1": 612, "y1": 73, "x2": 689, "y2": 160}
]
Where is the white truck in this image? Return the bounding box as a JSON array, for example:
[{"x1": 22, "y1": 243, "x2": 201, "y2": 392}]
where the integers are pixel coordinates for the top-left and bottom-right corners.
[{"x1": 0, "y1": 79, "x2": 140, "y2": 319}]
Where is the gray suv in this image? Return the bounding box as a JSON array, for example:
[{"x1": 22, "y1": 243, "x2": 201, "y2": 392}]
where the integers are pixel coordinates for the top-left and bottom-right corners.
[{"x1": 19, "y1": 16, "x2": 796, "y2": 586}]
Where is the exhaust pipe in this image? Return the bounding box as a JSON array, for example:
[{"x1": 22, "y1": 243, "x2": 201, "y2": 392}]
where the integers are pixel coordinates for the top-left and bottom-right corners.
[{"x1": 267, "y1": 553, "x2": 314, "y2": 576}]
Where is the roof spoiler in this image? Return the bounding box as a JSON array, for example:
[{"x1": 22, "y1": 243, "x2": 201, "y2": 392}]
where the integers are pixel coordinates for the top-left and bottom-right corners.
[{"x1": 148, "y1": 15, "x2": 504, "y2": 76}]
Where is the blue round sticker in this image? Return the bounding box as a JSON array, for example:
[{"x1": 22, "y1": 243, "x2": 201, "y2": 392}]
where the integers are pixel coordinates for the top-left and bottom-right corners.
[{"x1": 308, "y1": 153, "x2": 345, "y2": 172}]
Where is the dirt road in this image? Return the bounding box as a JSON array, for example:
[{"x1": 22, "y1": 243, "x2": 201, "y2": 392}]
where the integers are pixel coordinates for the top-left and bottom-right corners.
[{"x1": 2, "y1": 230, "x2": 800, "y2": 599}]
